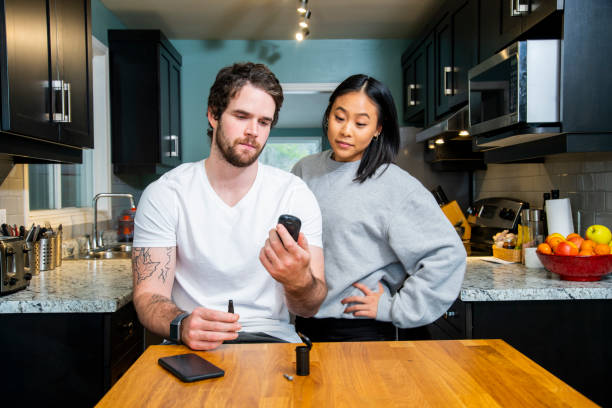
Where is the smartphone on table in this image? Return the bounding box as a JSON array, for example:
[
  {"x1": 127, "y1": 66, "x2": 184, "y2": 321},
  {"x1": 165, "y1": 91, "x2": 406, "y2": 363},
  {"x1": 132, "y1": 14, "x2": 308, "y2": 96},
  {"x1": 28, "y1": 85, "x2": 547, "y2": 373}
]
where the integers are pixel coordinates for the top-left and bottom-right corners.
[{"x1": 158, "y1": 353, "x2": 224, "y2": 382}]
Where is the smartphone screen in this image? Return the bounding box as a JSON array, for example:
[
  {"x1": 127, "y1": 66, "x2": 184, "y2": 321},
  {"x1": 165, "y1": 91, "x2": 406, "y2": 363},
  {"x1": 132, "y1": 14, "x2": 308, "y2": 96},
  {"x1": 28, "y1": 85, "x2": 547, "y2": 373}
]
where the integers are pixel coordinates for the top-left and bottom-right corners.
[{"x1": 158, "y1": 353, "x2": 224, "y2": 382}]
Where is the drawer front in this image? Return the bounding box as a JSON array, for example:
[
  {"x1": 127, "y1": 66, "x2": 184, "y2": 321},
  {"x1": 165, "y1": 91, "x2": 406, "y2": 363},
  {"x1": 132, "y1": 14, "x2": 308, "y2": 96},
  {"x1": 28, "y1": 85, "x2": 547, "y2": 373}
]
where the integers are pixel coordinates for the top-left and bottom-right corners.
[
  {"x1": 434, "y1": 298, "x2": 467, "y2": 338},
  {"x1": 110, "y1": 302, "x2": 143, "y2": 365}
]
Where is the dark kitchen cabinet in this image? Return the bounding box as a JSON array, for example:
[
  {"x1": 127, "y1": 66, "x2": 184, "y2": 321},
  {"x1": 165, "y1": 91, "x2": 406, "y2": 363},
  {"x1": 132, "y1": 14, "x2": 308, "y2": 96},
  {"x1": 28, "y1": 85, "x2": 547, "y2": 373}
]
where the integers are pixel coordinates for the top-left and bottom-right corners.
[
  {"x1": 428, "y1": 298, "x2": 612, "y2": 407},
  {"x1": 401, "y1": 33, "x2": 435, "y2": 127},
  {"x1": 479, "y1": 0, "x2": 562, "y2": 61},
  {"x1": 109, "y1": 30, "x2": 182, "y2": 175},
  {"x1": 434, "y1": 0, "x2": 479, "y2": 118},
  {"x1": 0, "y1": 0, "x2": 93, "y2": 159},
  {"x1": 402, "y1": 39, "x2": 426, "y2": 123},
  {"x1": 448, "y1": 0, "x2": 478, "y2": 108},
  {"x1": 0, "y1": 302, "x2": 144, "y2": 406},
  {"x1": 434, "y1": 13, "x2": 452, "y2": 118}
]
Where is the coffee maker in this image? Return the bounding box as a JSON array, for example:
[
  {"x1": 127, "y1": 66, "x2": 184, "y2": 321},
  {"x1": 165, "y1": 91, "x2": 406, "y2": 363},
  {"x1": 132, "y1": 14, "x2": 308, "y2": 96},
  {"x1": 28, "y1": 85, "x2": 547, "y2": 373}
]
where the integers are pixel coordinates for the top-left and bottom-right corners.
[{"x1": 0, "y1": 236, "x2": 31, "y2": 295}]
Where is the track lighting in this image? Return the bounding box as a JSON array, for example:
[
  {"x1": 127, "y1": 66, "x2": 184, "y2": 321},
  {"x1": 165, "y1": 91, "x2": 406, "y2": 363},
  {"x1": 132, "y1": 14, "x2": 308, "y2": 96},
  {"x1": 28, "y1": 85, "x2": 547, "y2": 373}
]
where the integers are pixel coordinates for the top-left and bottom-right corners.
[
  {"x1": 295, "y1": 1, "x2": 312, "y2": 41},
  {"x1": 297, "y1": 0, "x2": 308, "y2": 14},
  {"x1": 296, "y1": 27, "x2": 310, "y2": 41}
]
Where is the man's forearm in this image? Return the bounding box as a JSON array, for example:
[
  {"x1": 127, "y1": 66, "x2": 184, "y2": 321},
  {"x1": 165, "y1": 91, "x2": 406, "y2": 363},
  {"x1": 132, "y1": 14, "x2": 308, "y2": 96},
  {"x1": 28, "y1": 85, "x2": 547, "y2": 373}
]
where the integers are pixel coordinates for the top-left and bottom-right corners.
[
  {"x1": 134, "y1": 291, "x2": 186, "y2": 338},
  {"x1": 284, "y1": 271, "x2": 327, "y2": 317}
]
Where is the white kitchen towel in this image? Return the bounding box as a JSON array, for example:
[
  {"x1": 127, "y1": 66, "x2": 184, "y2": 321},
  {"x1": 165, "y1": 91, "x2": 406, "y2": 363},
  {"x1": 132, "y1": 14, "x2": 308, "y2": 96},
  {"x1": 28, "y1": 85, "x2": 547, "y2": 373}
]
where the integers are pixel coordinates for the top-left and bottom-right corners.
[{"x1": 545, "y1": 198, "x2": 574, "y2": 237}]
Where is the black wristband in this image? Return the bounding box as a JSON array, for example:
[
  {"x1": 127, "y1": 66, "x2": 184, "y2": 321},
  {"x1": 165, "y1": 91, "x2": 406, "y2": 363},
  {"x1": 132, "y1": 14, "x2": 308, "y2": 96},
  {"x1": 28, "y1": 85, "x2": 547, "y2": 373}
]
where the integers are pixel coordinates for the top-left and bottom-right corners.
[{"x1": 169, "y1": 312, "x2": 189, "y2": 344}]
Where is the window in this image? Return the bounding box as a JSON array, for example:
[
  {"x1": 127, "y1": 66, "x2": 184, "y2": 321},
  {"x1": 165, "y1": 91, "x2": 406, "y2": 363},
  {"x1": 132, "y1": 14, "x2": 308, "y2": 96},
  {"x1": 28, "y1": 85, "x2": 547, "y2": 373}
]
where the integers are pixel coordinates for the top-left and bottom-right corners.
[
  {"x1": 259, "y1": 136, "x2": 322, "y2": 172},
  {"x1": 28, "y1": 149, "x2": 94, "y2": 210}
]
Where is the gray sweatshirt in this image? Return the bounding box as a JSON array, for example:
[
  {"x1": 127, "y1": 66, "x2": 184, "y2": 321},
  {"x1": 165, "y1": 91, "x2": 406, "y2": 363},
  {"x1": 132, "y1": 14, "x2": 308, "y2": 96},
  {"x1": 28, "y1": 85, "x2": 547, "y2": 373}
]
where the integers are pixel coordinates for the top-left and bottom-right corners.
[{"x1": 292, "y1": 150, "x2": 466, "y2": 328}]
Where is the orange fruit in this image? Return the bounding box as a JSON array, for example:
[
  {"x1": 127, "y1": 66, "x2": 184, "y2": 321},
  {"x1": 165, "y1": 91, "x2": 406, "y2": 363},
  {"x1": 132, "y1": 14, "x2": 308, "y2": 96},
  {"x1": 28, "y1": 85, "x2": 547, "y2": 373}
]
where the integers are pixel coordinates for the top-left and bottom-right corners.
[
  {"x1": 566, "y1": 233, "x2": 581, "y2": 240},
  {"x1": 546, "y1": 233, "x2": 565, "y2": 245},
  {"x1": 579, "y1": 249, "x2": 594, "y2": 256},
  {"x1": 555, "y1": 241, "x2": 579, "y2": 256},
  {"x1": 537, "y1": 243, "x2": 552, "y2": 255},
  {"x1": 548, "y1": 236, "x2": 565, "y2": 252},
  {"x1": 594, "y1": 243, "x2": 611, "y2": 255},
  {"x1": 582, "y1": 240, "x2": 597, "y2": 251},
  {"x1": 567, "y1": 235, "x2": 584, "y2": 250}
]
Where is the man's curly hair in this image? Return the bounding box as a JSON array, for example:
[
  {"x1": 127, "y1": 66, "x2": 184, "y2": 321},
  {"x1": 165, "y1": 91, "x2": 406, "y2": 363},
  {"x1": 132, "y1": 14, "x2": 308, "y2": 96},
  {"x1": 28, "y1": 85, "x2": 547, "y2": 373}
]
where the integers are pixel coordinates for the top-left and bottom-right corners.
[{"x1": 207, "y1": 62, "x2": 284, "y2": 138}]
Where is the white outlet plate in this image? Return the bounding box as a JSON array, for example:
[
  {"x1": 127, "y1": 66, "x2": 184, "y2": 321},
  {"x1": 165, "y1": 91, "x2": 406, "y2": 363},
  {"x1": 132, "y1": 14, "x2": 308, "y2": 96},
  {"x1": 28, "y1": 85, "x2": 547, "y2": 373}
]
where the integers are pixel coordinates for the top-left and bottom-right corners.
[{"x1": 0, "y1": 209, "x2": 6, "y2": 225}]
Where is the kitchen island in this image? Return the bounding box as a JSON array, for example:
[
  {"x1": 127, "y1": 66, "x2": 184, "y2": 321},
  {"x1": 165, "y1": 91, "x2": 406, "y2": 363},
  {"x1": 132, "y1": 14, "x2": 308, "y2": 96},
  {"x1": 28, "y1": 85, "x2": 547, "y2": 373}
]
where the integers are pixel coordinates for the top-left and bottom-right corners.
[{"x1": 1, "y1": 258, "x2": 611, "y2": 405}]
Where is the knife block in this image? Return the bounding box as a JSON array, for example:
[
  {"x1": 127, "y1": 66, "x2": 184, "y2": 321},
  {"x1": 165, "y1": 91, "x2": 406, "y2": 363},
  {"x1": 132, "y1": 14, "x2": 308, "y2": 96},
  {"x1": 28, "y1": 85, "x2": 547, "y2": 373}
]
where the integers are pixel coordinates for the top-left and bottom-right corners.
[{"x1": 441, "y1": 201, "x2": 471, "y2": 240}]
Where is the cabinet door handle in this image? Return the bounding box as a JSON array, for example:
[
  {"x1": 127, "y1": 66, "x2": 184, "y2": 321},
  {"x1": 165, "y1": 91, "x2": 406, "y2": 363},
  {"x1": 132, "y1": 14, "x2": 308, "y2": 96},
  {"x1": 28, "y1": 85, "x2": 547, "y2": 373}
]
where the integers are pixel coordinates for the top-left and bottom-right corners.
[
  {"x1": 170, "y1": 135, "x2": 179, "y2": 157},
  {"x1": 511, "y1": 0, "x2": 529, "y2": 16},
  {"x1": 443, "y1": 66, "x2": 454, "y2": 96},
  {"x1": 165, "y1": 135, "x2": 179, "y2": 157},
  {"x1": 51, "y1": 80, "x2": 65, "y2": 122},
  {"x1": 408, "y1": 84, "x2": 416, "y2": 106},
  {"x1": 444, "y1": 311, "x2": 456, "y2": 319},
  {"x1": 64, "y1": 82, "x2": 71, "y2": 123}
]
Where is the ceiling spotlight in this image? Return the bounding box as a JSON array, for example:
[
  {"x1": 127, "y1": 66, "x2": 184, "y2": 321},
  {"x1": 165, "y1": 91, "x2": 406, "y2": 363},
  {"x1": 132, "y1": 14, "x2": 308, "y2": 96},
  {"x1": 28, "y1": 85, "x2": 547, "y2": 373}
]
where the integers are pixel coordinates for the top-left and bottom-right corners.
[
  {"x1": 458, "y1": 129, "x2": 470, "y2": 137},
  {"x1": 296, "y1": 27, "x2": 310, "y2": 41},
  {"x1": 297, "y1": 0, "x2": 308, "y2": 14},
  {"x1": 435, "y1": 138, "x2": 445, "y2": 145},
  {"x1": 299, "y1": 10, "x2": 311, "y2": 28},
  {"x1": 428, "y1": 141, "x2": 435, "y2": 150}
]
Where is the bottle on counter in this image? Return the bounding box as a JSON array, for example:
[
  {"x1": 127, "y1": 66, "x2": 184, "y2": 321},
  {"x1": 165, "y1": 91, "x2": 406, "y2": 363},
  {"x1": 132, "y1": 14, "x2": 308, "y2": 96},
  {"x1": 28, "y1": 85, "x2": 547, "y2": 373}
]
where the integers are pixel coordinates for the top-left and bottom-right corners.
[{"x1": 117, "y1": 207, "x2": 136, "y2": 242}]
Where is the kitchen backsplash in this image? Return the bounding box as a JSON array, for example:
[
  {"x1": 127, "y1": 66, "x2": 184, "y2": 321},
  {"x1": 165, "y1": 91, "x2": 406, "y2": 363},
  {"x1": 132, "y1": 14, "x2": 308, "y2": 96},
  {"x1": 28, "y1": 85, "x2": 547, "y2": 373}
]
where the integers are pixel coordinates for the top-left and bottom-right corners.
[
  {"x1": 474, "y1": 152, "x2": 612, "y2": 235},
  {"x1": 0, "y1": 159, "x2": 25, "y2": 225}
]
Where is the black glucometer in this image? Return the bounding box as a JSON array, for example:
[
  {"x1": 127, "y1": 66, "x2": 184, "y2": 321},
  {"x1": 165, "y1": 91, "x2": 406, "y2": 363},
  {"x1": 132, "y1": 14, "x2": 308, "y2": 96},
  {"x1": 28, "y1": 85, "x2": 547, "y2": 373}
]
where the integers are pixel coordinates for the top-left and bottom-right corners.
[{"x1": 278, "y1": 214, "x2": 301, "y2": 244}]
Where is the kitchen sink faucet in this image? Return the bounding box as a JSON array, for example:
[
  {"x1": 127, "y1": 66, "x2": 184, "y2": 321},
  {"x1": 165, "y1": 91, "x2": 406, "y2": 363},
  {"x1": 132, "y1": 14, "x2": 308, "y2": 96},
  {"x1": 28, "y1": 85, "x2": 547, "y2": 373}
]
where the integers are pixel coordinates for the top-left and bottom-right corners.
[{"x1": 92, "y1": 193, "x2": 135, "y2": 250}]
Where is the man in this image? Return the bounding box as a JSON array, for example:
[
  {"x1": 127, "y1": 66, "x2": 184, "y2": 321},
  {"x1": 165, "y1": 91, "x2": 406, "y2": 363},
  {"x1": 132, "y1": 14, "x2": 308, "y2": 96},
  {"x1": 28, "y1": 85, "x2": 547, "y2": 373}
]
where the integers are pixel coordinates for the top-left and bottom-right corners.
[{"x1": 132, "y1": 62, "x2": 326, "y2": 350}]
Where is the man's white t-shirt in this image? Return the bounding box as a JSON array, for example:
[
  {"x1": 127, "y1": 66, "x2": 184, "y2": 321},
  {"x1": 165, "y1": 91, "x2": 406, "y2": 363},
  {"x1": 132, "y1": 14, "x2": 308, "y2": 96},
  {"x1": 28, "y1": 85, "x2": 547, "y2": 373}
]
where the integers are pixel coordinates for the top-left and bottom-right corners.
[{"x1": 133, "y1": 160, "x2": 322, "y2": 343}]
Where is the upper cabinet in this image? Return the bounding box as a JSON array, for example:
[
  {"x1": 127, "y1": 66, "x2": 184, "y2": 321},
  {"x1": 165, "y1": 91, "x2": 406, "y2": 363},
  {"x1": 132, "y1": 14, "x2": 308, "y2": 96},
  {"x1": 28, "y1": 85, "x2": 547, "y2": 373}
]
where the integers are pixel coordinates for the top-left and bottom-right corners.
[
  {"x1": 402, "y1": 0, "x2": 561, "y2": 128},
  {"x1": 109, "y1": 30, "x2": 182, "y2": 174},
  {"x1": 0, "y1": 0, "x2": 93, "y2": 162},
  {"x1": 480, "y1": 0, "x2": 561, "y2": 60}
]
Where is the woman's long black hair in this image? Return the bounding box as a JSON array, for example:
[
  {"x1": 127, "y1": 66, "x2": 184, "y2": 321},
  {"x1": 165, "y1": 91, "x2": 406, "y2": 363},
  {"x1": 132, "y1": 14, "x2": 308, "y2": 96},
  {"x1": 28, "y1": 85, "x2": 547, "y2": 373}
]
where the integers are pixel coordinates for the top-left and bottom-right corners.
[{"x1": 323, "y1": 74, "x2": 400, "y2": 183}]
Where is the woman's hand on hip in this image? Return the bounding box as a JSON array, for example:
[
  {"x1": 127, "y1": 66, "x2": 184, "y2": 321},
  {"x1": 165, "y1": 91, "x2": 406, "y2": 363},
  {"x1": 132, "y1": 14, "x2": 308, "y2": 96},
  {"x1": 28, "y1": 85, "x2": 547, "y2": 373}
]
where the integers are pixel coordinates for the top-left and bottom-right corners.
[{"x1": 341, "y1": 282, "x2": 384, "y2": 318}]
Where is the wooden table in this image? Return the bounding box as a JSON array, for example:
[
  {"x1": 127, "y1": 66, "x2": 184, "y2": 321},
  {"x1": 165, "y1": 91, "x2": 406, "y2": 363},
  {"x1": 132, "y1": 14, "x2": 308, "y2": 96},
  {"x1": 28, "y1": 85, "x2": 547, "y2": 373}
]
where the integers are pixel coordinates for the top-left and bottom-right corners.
[{"x1": 97, "y1": 340, "x2": 595, "y2": 407}]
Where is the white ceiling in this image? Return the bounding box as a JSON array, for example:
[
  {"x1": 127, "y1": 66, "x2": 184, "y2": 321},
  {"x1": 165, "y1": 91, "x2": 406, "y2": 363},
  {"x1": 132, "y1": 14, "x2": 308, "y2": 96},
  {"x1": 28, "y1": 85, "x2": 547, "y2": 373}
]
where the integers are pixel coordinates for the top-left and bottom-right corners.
[{"x1": 101, "y1": 0, "x2": 446, "y2": 40}]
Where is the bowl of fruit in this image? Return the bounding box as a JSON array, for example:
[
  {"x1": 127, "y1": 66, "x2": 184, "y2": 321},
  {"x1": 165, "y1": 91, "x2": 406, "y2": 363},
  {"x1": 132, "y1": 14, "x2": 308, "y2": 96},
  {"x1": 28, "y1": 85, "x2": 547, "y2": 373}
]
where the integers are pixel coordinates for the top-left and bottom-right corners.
[{"x1": 536, "y1": 225, "x2": 612, "y2": 281}]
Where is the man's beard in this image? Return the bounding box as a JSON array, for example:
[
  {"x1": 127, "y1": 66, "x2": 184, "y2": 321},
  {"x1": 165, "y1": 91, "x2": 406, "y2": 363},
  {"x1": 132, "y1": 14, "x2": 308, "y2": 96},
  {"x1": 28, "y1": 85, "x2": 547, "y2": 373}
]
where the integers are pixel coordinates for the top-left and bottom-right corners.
[{"x1": 214, "y1": 121, "x2": 265, "y2": 168}]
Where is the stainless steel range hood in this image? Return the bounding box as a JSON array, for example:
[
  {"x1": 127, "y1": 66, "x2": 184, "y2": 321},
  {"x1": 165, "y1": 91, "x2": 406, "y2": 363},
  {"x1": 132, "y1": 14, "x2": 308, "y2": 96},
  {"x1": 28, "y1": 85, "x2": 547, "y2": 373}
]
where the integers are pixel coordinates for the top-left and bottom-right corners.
[{"x1": 416, "y1": 106, "x2": 469, "y2": 143}]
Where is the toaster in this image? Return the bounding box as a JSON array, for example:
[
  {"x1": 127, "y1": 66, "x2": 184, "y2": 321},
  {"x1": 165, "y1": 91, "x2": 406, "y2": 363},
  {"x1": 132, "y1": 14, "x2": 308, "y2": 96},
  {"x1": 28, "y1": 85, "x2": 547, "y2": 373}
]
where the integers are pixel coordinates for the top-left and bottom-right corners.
[{"x1": 0, "y1": 236, "x2": 31, "y2": 296}]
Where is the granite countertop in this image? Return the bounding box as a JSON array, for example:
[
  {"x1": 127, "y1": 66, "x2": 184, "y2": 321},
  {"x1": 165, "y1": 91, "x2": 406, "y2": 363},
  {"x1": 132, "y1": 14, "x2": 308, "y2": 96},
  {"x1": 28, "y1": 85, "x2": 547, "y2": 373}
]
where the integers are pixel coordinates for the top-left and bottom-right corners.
[
  {"x1": 462, "y1": 257, "x2": 612, "y2": 301},
  {"x1": 2, "y1": 257, "x2": 612, "y2": 314},
  {"x1": 0, "y1": 259, "x2": 132, "y2": 313}
]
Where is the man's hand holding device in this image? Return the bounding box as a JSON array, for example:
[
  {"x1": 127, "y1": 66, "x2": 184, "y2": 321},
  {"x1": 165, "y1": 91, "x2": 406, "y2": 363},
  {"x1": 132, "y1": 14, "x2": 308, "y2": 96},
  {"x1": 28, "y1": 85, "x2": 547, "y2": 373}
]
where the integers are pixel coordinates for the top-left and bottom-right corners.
[
  {"x1": 260, "y1": 215, "x2": 313, "y2": 290},
  {"x1": 178, "y1": 307, "x2": 241, "y2": 351}
]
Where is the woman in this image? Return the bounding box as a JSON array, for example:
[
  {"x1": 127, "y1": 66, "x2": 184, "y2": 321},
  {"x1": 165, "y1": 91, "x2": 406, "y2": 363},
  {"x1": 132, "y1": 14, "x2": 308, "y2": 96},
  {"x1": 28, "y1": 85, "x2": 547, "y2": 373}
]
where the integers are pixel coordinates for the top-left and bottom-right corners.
[{"x1": 292, "y1": 75, "x2": 466, "y2": 342}]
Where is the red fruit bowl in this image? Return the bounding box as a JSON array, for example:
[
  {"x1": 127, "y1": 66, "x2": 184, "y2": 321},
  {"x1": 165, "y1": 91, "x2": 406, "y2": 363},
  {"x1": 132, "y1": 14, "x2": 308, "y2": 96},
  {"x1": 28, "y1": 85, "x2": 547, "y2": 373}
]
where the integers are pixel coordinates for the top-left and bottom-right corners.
[{"x1": 536, "y1": 252, "x2": 612, "y2": 281}]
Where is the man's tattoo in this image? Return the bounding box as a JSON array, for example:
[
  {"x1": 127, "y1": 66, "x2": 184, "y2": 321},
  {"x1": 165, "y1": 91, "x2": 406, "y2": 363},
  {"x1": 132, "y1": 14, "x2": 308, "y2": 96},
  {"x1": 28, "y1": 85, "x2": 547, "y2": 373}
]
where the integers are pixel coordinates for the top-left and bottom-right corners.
[
  {"x1": 159, "y1": 247, "x2": 173, "y2": 283},
  {"x1": 133, "y1": 247, "x2": 174, "y2": 284}
]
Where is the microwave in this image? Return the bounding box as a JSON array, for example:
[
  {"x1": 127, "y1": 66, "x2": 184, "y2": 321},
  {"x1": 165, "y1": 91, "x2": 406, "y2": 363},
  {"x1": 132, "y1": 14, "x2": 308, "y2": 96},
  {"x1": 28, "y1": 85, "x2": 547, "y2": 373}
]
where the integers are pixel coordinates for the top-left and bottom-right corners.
[{"x1": 468, "y1": 40, "x2": 561, "y2": 147}]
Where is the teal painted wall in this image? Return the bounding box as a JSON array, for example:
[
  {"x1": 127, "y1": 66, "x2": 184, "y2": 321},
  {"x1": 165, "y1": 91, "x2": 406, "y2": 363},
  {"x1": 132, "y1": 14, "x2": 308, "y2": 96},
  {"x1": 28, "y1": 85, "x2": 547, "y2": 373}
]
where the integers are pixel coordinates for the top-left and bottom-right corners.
[
  {"x1": 170, "y1": 39, "x2": 412, "y2": 162},
  {"x1": 90, "y1": 0, "x2": 127, "y2": 45}
]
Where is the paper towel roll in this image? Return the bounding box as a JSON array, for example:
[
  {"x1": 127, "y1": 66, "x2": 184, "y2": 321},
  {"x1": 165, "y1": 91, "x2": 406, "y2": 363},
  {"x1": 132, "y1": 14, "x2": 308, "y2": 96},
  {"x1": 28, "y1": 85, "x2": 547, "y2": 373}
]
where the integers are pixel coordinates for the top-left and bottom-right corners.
[{"x1": 545, "y1": 198, "x2": 574, "y2": 237}]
